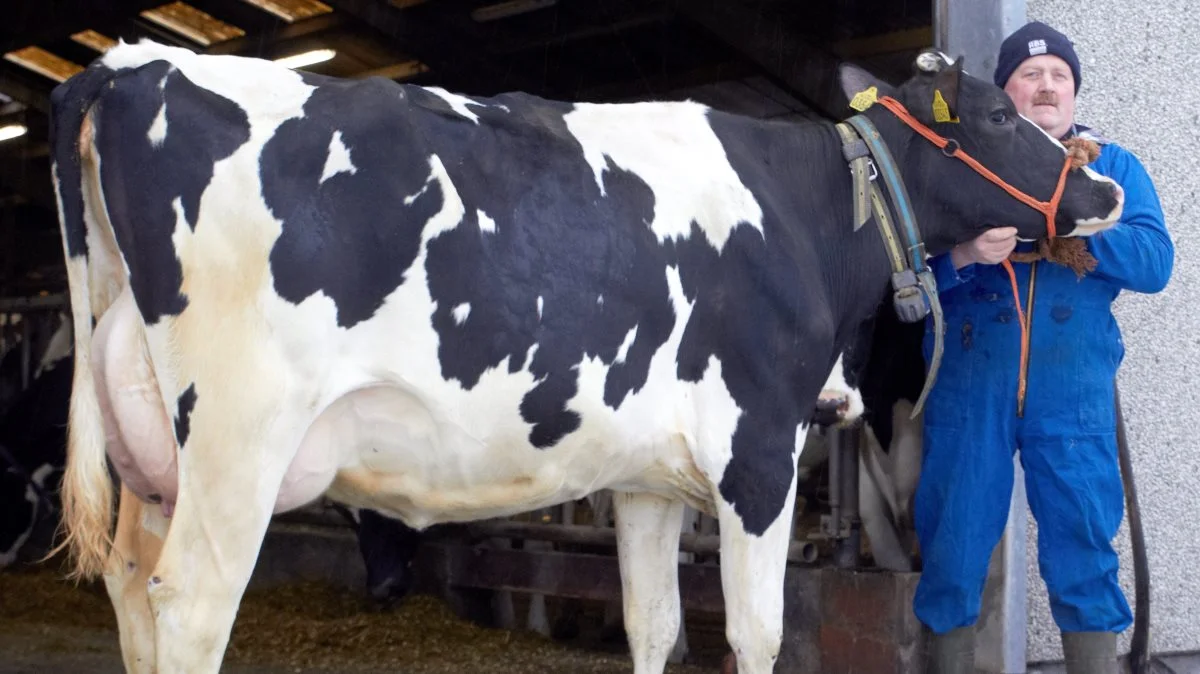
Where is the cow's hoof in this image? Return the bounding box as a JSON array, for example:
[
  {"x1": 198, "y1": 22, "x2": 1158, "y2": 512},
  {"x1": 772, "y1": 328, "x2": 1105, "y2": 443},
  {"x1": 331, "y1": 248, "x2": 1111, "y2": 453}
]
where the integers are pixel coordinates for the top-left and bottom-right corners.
[{"x1": 721, "y1": 652, "x2": 737, "y2": 674}]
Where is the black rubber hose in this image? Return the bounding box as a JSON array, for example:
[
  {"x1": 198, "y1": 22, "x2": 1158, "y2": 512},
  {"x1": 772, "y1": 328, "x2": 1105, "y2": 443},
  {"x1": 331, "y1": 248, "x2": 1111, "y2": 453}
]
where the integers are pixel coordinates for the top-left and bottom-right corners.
[{"x1": 1116, "y1": 382, "x2": 1150, "y2": 674}]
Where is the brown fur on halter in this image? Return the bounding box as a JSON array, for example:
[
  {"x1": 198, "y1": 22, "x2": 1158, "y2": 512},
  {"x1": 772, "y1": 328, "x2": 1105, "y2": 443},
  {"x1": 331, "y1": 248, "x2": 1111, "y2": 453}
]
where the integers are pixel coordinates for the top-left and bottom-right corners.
[{"x1": 1006, "y1": 137, "x2": 1102, "y2": 278}]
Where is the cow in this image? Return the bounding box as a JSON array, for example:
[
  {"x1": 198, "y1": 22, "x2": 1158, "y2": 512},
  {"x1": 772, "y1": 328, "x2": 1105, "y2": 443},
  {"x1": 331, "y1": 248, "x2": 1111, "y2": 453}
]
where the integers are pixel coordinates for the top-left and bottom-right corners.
[
  {"x1": 798, "y1": 298, "x2": 929, "y2": 573},
  {"x1": 0, "y1": 316, "x2": 73, "y2": 567},
  {"x1": 47, "y1": 40, "x2": 1123, "y2": 674}
]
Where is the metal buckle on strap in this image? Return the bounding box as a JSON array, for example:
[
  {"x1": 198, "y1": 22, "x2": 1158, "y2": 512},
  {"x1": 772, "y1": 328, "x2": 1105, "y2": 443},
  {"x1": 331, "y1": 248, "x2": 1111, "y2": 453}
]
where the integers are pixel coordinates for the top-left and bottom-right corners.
[
  {"x1": 891, "y1": 269, "x2": 929, "y2": 323},
  {"x1": 839, "y1": 113, "x2": 946, "y2": 420}
]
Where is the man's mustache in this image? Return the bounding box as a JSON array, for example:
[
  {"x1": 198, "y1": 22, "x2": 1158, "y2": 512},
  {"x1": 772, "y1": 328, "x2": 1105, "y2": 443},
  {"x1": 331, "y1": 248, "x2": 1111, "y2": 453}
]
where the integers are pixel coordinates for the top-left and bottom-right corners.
[{"x1": 1033, "y1": 92, "x2": 1058, "y2": 106}]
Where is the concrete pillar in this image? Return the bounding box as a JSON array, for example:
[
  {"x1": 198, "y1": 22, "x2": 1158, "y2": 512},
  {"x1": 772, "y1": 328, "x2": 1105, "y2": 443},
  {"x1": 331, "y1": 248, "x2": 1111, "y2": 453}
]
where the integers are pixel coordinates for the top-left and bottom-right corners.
[{"x1": 933, "y1": 3, "x2": 1031, "y2": 671}]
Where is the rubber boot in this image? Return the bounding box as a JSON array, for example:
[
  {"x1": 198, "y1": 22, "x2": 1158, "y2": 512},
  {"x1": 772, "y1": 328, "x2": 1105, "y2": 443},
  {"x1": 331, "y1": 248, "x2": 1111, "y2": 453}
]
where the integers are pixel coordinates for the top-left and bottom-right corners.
[
  {"x1": 1061, "y1": 631, "x2": 1119, "y2": 674},
  {"x1": 925, "y1": 626, "x2": 975, "y2": 674}
]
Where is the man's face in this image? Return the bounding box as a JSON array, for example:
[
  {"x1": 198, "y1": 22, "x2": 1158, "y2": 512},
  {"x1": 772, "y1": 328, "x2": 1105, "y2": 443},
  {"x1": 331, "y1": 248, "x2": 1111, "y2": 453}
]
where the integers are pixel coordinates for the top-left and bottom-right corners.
[{"x1": 1003, "y1": 54, "x2": 1076, "y2": 139}]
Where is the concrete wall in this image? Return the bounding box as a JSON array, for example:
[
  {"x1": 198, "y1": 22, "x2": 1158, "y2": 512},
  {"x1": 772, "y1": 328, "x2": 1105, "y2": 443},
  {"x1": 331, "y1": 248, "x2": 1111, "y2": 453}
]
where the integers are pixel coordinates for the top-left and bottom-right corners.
[{"x1": 1018, "y1": 0, "x2": 1200, "y2": 663}]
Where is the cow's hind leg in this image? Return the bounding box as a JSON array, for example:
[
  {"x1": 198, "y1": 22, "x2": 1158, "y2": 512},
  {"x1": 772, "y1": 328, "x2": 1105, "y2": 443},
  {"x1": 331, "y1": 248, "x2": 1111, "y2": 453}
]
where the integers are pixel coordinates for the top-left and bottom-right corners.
[
  {"x1": 146, "y1": 398, "x2": 316, "y2": 673},
  {"x1": 715, "y1": 430, "x2": 802, "y2": 674},
  {"x1": 613, "y1": 491, "x2": 686, "y2": 674},
  {"x1": 103, "y1": 484, "x2": 168, "y2": 674}
]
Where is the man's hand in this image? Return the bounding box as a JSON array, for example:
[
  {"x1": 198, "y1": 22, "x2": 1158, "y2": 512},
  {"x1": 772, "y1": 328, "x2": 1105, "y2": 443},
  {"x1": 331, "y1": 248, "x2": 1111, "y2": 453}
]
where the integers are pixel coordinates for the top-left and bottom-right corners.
[{"x1": 950, "y1": 227, "x2": 1019, "y2": 269}]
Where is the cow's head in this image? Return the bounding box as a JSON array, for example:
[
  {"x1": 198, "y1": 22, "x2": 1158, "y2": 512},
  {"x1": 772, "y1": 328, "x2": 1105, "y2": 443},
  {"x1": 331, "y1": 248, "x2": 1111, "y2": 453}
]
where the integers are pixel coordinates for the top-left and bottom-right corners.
[{"x1": 838, "y1": 50, "x2": 1123, "y2": 254}]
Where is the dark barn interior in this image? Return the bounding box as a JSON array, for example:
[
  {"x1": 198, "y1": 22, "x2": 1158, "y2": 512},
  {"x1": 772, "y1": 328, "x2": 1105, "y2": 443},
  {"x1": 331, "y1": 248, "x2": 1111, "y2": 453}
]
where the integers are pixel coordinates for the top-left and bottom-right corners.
[{"x1": 1, "y1": 0, "x2": 933, "y2": 301}]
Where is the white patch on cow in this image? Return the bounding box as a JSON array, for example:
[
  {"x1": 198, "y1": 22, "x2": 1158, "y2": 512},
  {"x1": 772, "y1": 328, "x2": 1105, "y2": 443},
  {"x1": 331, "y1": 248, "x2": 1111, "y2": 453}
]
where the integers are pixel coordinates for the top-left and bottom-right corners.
[
  {"x1": 404, "y1": 182, "x2": 429, "y2": 206},
  {"x1": 477, "y1": 209, "x2": 496, "y2": 233},
  {"x1": 563, "y1": 100, "x2": 763, "y2": 249},
  {"x1": 319, "y1": 131, "x2": 356, "y2": 184},
  {"x1": 614, "y1": 325, "x2": 638, "y2": 364},
  {"x1": 537, "y1": 296, "x2": 544, "y2": 321},
  {"x1": 452, "y1": 303, "x2": 470, "y2": 325},
  {"x1": 101, "y1": 39, "x2": 316, "y2": 143},
  {"x1": 413, "y1": 155, "x2": 466, "y2": 240},
  {"x1": 1019, "y1": 113, "x2": 1068, "y2": 151},
  {"x1": 1071, "y1": 167, "x2": 1124, "y2": 235},
  {"x1": 147, "y1": 103, "x2": 168, "y2": 147},
  {"x1": 422, "y1": 86, "x2": 481, "y2": 123},
  {"x1": 818, "y1": 354, "x2": 864, "y2": 425},
  {"x1": 1014, "y1": 113, "x2": 1123, "y2": 238}
]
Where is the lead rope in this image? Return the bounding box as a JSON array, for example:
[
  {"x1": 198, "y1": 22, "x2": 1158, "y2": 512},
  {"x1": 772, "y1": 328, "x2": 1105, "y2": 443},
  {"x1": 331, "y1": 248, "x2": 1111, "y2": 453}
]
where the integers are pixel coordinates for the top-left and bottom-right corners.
[
  {"x1": 999, "y1": 258, "x2": 1030, "y2": 402},
  {"x1": 999, "y1": 139, "x2": 1097, "y2": 405}
]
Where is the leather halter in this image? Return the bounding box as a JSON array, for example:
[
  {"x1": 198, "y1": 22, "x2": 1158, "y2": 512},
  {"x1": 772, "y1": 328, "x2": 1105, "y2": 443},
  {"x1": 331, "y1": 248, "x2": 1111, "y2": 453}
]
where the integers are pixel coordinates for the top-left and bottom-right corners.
[{"x1": 834, "y1": 95, "x2": 1074, "y2": 418}]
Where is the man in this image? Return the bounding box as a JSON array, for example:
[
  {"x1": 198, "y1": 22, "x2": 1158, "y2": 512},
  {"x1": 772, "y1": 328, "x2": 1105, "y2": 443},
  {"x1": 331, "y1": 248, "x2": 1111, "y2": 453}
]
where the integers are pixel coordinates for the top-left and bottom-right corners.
[{"x1": 913, "y1": 21, "x2": 1174, "y2": 674}]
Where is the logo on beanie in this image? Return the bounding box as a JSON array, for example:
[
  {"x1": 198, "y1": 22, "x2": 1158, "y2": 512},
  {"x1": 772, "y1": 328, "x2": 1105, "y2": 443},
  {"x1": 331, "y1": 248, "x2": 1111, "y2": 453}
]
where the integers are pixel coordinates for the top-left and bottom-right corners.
[{"x1": 1028, "y1": 38, "x2": 1047, "y2": 55}]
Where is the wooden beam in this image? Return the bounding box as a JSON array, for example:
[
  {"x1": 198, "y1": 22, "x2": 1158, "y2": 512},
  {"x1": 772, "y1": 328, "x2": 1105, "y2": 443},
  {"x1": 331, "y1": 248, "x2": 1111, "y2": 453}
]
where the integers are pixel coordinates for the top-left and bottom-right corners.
[{"x1": 0, "y1": 0, "x2": 171, "y2": 55}]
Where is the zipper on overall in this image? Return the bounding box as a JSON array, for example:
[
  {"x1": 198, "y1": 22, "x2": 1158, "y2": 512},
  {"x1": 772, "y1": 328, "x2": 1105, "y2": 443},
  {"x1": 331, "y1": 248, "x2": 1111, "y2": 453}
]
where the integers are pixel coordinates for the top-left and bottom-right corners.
[{"x1": 1016, "y1": 261, "x2": 1038, "y2": 417}]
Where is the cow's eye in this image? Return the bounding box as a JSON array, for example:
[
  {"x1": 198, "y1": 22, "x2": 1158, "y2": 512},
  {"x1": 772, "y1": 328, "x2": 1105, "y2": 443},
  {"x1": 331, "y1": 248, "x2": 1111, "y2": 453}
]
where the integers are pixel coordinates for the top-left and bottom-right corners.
[{"x1": 989, "y1": 110, "x2": 1008, "y2": 125}]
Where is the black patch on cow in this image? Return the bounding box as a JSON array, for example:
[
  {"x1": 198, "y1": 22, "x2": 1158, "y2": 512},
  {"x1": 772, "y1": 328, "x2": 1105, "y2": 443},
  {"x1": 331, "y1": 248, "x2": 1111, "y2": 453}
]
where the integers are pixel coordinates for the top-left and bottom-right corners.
[
  {"x1": 262, "y1": 78, "x2": 673, "y2": 448},
  {"x1": 174, "y1": 384, "x2": 197, "y2": 448},
  {"x1": 262, "y1": 77, "x2": 440, "y2": 328},
  {"x1": 49, "y1": 61, "x2": 119, "y2": 259},
  {"x1": 91, "y1": 60, "x2": 251, "y2": 325},
  {"x1": 842, "y1": 303, "x2": 926, "y2": 456},
  {"x1": 692, "y1": 109, "x2": 889, "y2": 536},
  {"x1": 1051, "y1": 305, "x2": 1073, "y2": 323}
]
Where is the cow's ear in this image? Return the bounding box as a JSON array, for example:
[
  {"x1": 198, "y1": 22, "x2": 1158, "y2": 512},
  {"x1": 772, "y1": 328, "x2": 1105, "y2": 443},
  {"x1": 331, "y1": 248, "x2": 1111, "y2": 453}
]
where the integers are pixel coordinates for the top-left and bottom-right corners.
[
  {"x1": 838, "y1": 62, "x2": 897, "y2": 113},
  {"x1": 930, "y1": 56, "x2": 963, "y2": 123}
]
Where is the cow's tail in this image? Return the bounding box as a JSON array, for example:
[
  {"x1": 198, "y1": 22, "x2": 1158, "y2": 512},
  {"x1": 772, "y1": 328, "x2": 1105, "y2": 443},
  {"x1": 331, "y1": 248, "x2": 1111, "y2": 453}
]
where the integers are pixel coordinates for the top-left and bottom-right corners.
[{"x1": 46, "y1": 61, "x2": 124, "y2": 581}]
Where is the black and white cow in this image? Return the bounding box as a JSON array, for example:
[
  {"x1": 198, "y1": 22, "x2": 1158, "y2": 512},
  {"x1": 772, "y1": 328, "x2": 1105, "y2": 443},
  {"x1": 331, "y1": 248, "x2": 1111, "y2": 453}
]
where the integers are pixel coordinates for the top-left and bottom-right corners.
[
  {"x1": 0, "y1": 316, "x2": 72, "y2": 567},
  {"x1": 48, "y1": 40, "x2": 1122, "y2": 674}
]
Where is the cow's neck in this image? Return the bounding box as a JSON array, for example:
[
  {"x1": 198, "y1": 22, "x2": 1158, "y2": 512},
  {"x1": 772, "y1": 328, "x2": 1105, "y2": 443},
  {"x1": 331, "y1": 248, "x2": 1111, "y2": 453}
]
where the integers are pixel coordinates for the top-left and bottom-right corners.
[{"x1": 782, "y1": 117, "x2": 910, "y2": 354}]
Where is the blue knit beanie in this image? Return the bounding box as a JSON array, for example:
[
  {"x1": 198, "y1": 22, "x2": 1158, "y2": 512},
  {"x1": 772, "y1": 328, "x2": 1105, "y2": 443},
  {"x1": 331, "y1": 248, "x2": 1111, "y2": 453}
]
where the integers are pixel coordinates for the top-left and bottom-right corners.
[{"x1": 993, "y1": 21, "x2": 1082, "y2": 93}]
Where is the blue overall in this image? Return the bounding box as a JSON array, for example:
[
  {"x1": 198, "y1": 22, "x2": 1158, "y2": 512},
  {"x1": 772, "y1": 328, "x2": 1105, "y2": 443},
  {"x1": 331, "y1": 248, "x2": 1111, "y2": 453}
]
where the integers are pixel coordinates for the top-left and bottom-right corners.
[{"x1": 912, "y1": 126, "x2": 1174, "y2": 635}]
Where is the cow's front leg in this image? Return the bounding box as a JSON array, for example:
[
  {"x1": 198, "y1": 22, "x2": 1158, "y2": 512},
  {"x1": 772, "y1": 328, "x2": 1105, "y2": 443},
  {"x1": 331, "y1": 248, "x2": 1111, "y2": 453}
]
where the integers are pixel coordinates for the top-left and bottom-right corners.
[
  {"x1": 102, "y1": 484, "x2": 168, "y2": 674},
  {"x1": 613, "y1": 490, "x2": 687, "y2": 674},
  {"x1": 715, "y1": 421, "x2": 803, "y2": 674}
]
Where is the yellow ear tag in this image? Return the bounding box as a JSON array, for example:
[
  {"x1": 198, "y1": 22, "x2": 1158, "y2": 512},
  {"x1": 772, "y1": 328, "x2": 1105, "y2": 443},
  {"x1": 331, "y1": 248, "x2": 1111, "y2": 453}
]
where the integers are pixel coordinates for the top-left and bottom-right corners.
[
  {"x1": 849, "y1": 86, "x2": 878, "y2": 111},
  {"x1": 932, "y1": 89, "x2": 959, "y2": 123}
]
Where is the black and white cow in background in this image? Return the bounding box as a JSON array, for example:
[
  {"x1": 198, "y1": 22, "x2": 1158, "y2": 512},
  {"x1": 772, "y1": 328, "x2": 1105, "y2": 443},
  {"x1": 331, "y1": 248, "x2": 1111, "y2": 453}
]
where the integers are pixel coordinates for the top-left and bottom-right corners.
[
  {"x1": 0, "y1": 314, "x2": 73, "y2": 567},
  {"x1": 49, "y1": 39, "x2": 1122, "y2": 674}
]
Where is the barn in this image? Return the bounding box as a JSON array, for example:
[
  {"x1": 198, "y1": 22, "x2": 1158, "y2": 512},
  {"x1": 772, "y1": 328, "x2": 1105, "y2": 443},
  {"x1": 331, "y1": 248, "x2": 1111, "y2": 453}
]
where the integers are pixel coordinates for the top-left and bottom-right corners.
[{"x1": 0, "y1": 0, "x2": 1196, "y2": 672}]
